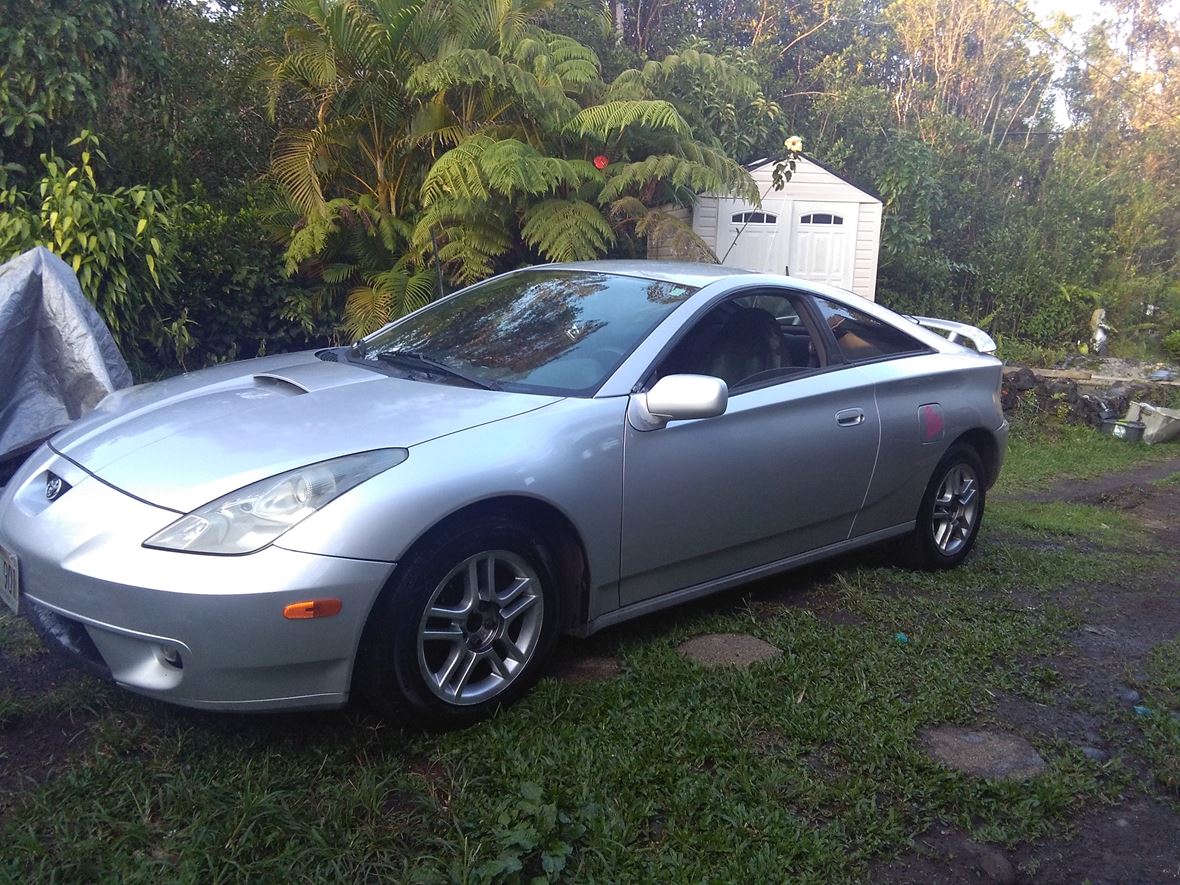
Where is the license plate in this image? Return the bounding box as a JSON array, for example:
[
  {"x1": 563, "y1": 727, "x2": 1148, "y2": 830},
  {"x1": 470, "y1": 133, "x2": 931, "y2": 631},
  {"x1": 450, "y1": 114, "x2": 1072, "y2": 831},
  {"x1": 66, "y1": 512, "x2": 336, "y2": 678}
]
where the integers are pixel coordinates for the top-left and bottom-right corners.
[{"x1": 0, "y1": 544, "x2": 18, "y2": 614}]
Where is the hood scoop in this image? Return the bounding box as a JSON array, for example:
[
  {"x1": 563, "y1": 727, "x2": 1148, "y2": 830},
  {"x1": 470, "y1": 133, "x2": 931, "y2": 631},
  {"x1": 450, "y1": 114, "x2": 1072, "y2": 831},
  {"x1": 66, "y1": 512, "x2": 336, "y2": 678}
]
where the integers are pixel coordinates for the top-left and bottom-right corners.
[
  {"x1": 254, "y1": 373, "x2": 310, "y2": 395},
  {"x1": 250, "y1": 360, "x2": 383, "y2": 395}
]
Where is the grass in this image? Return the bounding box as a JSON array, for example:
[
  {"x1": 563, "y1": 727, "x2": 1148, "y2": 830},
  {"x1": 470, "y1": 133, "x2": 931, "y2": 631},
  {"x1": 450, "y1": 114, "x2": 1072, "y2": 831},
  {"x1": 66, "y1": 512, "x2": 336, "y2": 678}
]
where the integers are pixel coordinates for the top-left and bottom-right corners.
[
  {"x1": 1135, "y1": 640, "x2": 1180, "y2": 803},
  {"x1": 997, "y1": 420, "x2": 1178, "y2": 491},
  {"x1": 0, "y1": 423, "x2": 1176, "y2": 881},
  {"x1": 0, "y1": 609, "x2": 41, "y2": 658},
  {"x1": 1153, "y1": 471, "x2": 1180, "y2": 488}
]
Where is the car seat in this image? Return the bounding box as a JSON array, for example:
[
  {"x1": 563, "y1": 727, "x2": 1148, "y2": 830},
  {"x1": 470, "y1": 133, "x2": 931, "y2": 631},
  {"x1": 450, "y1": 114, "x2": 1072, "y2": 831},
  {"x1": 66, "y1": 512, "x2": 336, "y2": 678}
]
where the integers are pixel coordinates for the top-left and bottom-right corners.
[{"x1": 704, "y1": 307, "x2": 785, "y2": 387}]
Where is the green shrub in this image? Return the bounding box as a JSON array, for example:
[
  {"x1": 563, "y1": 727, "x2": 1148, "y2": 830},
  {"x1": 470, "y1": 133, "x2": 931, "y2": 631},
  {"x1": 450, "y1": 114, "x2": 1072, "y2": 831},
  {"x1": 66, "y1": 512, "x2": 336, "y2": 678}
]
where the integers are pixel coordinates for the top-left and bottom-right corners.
[
  {"x1": 0, "y1": 132, "x2": 182, "y2": 373},
  {"x1": 1164, "y1": 330, "x2": 1180, "y2": 362},
  {"x1": 169, "y1": 194, "x2": 330, "y2": 370}
]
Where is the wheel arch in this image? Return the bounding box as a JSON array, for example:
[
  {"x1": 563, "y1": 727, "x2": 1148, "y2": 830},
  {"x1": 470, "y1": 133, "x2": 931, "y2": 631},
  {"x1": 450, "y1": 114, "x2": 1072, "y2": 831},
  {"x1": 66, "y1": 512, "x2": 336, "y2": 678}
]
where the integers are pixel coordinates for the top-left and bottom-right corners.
[
  {"x1": 392, "y1": 495, "x2": 591, "y2": 633},
  {"x1": 950, "y1": 428, "x2": 999, "y2": 489}
]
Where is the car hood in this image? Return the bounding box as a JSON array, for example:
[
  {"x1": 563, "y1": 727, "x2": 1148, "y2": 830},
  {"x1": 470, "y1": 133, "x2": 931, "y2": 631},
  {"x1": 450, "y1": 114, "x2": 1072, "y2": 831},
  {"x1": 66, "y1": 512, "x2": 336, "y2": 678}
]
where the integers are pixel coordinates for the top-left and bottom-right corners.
[{"x1": 50, "y1": 351, "x2": 562, "y2": 512}]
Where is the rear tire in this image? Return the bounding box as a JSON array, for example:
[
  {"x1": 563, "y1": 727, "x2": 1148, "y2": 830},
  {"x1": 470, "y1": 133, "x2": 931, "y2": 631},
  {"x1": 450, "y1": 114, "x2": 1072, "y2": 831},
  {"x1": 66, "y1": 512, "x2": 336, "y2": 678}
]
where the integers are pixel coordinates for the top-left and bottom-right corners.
[
  {"x1": 357, "y1": 515, "x2": 561, "y2": 728},
  {"x1": 901, "y1": 444, "x2": 986, "y2": 570}
]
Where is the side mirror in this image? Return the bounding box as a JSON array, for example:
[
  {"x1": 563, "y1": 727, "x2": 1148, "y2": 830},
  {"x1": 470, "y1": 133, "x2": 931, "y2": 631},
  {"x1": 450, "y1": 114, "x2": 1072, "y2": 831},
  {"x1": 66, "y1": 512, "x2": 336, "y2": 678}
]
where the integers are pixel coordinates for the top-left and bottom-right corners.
[{"x1": 628, "y1": 374, "x2": 729, "y2": 431}]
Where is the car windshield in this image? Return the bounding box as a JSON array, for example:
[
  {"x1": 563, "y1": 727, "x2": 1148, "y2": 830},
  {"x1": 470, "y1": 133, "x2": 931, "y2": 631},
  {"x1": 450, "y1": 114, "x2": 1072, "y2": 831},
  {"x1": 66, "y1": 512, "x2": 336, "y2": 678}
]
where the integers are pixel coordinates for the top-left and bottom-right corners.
[{"x1": 356, "y1": 270, "x2": 696, "y2": 395}]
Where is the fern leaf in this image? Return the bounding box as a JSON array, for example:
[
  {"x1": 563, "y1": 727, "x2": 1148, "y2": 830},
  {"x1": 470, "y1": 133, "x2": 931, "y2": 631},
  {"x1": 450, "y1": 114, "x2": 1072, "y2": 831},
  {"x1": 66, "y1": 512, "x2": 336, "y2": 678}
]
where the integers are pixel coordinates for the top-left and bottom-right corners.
[
  {"x1": 521, "y1": 199, "x2": 615, "y2": 262},
  {"x1": 564, "y1": 101, "x2": 689, "y2": 139}
]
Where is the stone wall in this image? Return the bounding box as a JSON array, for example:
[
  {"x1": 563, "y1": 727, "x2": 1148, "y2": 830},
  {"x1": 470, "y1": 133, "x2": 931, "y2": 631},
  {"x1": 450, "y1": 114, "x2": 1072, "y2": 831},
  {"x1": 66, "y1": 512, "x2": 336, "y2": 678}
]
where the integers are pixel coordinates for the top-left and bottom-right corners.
[{"x1": 1001, "y1": 366, "x2": 1179, "y2": 427}]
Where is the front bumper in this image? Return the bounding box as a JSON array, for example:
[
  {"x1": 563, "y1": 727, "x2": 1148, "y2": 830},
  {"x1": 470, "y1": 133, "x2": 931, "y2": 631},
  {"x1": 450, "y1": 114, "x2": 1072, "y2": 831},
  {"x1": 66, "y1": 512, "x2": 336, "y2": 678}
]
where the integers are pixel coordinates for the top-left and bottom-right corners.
[{"x1": 0, "y1": 446, "x2": 395, "y2": 711}]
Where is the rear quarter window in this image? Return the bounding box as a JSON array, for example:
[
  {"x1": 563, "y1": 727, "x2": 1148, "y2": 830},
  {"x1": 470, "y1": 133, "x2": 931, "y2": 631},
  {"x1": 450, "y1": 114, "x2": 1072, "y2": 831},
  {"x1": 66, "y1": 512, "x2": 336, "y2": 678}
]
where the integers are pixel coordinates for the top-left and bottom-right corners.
[{"x1": 813, "y1": 298, "x2": 928, "y2": 363}]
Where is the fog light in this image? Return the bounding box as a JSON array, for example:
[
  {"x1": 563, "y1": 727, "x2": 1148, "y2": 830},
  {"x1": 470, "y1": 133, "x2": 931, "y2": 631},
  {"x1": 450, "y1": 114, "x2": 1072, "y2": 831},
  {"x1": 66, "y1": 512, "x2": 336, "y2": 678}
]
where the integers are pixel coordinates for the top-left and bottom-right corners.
[{"x1": 157, "y1": 645, "x2": 183, "y2": 669}]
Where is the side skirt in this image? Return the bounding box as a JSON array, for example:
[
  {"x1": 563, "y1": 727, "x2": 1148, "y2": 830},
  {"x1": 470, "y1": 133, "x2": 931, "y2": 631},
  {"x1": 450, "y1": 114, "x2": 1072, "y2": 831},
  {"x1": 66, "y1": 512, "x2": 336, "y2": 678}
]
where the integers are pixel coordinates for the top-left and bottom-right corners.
[{"x1": 573, "y1": 522, "x2": 914, "y2": 637}]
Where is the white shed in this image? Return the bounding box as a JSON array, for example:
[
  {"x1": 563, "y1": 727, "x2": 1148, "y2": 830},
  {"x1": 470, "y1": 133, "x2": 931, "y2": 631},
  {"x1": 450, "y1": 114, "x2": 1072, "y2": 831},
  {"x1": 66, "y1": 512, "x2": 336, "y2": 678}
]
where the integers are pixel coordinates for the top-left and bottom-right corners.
[{"x1": 650, "y1": 156, "x2": 884, "y2": 300}]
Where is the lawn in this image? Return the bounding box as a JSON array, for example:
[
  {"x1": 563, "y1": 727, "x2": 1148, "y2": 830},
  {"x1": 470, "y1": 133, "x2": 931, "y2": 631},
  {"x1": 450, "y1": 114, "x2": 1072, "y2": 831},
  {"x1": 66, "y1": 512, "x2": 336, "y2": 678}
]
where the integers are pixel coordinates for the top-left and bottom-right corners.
[{"x1": 2, "y1": 420, "x2": 1178, "y2": 882}]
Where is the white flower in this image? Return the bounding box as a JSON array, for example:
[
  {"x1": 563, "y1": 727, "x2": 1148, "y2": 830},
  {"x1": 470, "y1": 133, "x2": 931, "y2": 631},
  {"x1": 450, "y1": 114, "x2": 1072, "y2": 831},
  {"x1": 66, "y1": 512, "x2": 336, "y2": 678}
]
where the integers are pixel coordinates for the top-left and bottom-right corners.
[{"x1": 784, "y1": 136, "x2": 803, "y2": 153}]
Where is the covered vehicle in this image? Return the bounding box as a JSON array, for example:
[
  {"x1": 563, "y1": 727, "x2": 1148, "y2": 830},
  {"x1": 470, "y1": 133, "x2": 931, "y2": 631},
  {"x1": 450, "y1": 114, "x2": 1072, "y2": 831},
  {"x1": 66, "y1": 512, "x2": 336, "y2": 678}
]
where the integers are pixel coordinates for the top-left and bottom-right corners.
[
  {"x1": 0, "y1": 247, "x2": 131, "y2": 479},
  {"x1": 0, "y1": 261, "x2": 1007, "y2": 726}
]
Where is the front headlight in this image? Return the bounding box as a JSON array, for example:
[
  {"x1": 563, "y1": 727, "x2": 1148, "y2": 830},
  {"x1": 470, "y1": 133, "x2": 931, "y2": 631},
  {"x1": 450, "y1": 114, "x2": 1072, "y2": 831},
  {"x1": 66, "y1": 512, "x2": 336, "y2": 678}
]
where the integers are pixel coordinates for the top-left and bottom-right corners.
[{"x1": 144, "y1": 449, "x2": 407, "y2": 555}]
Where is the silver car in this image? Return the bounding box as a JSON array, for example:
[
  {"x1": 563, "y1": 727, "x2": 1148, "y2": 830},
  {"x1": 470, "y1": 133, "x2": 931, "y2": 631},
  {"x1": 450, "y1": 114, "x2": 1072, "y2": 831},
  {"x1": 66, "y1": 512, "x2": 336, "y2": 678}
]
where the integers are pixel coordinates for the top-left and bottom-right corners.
[{"x1": 0, "y1": 261, "x2": 1007, "y2": 726}]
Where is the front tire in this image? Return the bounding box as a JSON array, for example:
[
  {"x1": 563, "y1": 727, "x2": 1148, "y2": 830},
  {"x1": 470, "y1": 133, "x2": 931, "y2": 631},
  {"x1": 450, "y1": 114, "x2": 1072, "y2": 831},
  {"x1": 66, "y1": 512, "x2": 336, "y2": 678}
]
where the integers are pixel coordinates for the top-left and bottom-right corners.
[
  {"x1": 902, "y1": 444, "x2": 986, "y2": 570},
  {"x1": 358, "y1": 516, "x2": 561, "y2": 728}
]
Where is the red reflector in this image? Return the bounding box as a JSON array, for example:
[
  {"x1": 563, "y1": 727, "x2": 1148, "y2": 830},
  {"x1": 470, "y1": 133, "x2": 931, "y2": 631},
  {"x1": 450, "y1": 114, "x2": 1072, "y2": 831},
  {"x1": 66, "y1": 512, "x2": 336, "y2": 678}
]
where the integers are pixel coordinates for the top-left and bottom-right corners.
[
  {"x1": 283, "y1": 599, "x2": 343, "y2": 620},
  {"x1": 919, "y1": 404, "x2": 944, "y2": 442}
]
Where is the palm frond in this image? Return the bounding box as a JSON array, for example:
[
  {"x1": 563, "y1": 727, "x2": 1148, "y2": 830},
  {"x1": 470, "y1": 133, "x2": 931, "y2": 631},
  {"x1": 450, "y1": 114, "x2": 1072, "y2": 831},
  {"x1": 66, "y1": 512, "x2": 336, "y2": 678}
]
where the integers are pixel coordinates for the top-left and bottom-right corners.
[{"x1": 270, "y1": 122, "x2": 352, "y2": 216}]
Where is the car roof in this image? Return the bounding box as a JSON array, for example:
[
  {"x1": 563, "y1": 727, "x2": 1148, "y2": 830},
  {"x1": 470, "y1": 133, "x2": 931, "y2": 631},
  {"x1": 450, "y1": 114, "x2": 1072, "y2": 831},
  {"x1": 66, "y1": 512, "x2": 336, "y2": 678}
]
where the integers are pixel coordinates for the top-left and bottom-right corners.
[{"x1": 542, "y1": 260, "x2": 755, "y2": 289}]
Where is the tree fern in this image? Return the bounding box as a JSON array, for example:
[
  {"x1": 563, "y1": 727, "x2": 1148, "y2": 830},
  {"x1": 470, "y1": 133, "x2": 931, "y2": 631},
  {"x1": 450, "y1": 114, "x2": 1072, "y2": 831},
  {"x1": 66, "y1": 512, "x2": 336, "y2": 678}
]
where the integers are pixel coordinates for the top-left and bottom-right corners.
[
  {"x1": 564, "y1": 100, "x2": 690, "y2": 139},
  {"x1": 265, "y1": 0, "x2": 769, "y2": 327},
  {"x1": 610, "y1": 197, "x2": 718, "y2": 263},
  {"x1": 420, "y1": 136, "x2": 495, "y2": 205},
  {"x1": 407, "y1": 49, "x2": 578, "y2": 120},
  {"x1": 344, "y1": 261, "x2": 436, "y2": 337},
  {"x1": 522, "y1": 199, "x2": 615, "y2": 261},
  {"x1": 598, "y1": 153, "x2": 755, "y2": 204},
  {"x1": 412, "y1": 196, "x2": 514, "y2": 282}
]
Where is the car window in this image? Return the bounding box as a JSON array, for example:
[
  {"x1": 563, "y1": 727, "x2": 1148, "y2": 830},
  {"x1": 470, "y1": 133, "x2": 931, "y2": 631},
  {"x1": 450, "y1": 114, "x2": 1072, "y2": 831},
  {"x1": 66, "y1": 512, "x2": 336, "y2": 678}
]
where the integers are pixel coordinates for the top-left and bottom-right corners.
[
  {"x1": 357, "y1": 271, "x2": 696, "y2": 396},
  {"x1": 811, "y1": 297, "x2": 927, "y2": 363},
  {"x1": 655, "y1": 291, "x2": 826, "y2": 391}
]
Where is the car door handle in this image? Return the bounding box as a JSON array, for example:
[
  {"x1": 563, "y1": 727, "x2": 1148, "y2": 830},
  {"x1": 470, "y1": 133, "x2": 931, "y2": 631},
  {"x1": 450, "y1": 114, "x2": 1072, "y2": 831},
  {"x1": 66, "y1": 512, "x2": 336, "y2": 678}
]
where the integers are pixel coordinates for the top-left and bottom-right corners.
[{"x1": 835, "y1": 408, "x2": 865, "y2": 427}]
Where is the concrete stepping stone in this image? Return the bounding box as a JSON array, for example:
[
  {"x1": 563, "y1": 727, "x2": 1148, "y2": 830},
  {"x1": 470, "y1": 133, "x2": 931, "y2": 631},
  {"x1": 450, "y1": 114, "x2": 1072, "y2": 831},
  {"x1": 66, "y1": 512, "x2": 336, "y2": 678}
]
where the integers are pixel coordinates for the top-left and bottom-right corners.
[
  {"x1": 549, "y1": 655, "x2": 621, "y2": 684},
  {"x1": 922, "y1": 726, "x2": 1046, "y2": 780},
  {"x1": 678, "y1": 633, "x2": 781, "y2": 668}
]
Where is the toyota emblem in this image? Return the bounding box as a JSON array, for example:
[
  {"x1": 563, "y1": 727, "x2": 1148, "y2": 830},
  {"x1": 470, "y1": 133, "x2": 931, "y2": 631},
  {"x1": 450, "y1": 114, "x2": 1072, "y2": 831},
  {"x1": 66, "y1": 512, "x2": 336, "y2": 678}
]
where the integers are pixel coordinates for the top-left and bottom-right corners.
[{"x1": 46, "y1": 474, "x2": 65, "y2": 501}]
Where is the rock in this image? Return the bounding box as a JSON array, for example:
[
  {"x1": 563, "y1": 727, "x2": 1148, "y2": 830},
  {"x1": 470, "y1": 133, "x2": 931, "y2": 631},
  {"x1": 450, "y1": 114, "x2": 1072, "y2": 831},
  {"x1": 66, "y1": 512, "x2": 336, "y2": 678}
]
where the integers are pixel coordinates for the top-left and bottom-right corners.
[
  {"x1": 677, "y1": 633, "x2": 781, "y2": 668},
  {"x1": 1076, "y1": 394, "x2": 1118, "y2": 427},
  {"x1": 1004, "y1": 365, "x2": 1038, "y2": 391},
  {"x1": 1118, "y1": 686, "x2": 1142, "y2": 704},
  {"x1": 970, "y1": 844, "x2": 1017, "y2": 885},
  {"x1": 1045, "y1": 378, "x2": 1079, "y2": 403},
  {"x1": 921, "y1": 726, "x2": 1047, "y2": 780},
  {"x1": 1082, "y1": 746, "x2": 1109, "y2": 762}
]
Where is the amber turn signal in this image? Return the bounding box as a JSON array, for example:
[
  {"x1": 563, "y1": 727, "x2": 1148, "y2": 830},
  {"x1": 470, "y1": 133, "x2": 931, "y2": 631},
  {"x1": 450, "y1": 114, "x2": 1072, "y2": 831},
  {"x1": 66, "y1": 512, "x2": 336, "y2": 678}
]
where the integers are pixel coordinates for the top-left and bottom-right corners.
[{"x1": 283, "y1": 598, "x2": 343, "y2": 619}]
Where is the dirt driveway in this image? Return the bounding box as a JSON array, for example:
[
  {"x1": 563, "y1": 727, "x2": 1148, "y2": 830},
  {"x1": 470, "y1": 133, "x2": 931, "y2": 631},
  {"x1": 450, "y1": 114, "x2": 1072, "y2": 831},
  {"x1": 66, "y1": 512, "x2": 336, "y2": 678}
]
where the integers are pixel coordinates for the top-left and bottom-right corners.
[{"x1": 878, "y1": 457, "x2": 1180, "y2": 884}]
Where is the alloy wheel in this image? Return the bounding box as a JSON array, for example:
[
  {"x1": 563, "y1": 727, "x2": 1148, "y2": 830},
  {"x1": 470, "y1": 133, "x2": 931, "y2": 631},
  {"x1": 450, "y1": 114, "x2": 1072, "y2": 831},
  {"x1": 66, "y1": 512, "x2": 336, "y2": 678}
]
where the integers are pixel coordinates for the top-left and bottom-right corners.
[
  {"x1": 416, "y1": 550, "x2": 544, "y2": 706},
  {"x1": 930, "y1": 463, "x2": 979, "y2": 556}
]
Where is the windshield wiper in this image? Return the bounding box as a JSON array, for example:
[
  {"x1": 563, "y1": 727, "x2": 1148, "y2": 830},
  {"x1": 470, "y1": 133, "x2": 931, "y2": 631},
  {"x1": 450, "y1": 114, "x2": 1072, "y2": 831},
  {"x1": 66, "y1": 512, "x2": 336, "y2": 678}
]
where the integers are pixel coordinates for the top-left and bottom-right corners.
[{"x1": 375, "y1": 350, "x2": 500, "y2": 391}]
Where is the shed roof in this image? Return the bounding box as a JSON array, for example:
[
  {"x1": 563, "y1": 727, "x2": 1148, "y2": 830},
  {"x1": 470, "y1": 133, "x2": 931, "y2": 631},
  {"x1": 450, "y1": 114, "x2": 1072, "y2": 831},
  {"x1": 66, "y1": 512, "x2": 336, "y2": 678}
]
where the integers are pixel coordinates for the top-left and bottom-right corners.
[{"x1": 742, "y1": 154, "x2": 882, "y2": 204}]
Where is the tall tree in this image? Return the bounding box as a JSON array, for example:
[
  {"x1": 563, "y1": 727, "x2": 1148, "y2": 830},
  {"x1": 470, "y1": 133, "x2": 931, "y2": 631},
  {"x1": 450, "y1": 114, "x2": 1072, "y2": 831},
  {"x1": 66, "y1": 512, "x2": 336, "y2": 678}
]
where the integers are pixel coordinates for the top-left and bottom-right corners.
[{"x1": 263, "y1": 0, "x2": 762, "y2": 336}]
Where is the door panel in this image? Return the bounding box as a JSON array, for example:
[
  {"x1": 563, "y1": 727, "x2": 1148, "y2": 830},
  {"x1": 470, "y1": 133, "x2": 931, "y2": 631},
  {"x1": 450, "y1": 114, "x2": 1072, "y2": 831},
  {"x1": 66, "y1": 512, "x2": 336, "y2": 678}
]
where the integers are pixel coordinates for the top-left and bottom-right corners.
[
  {"x1": 717, "y1": 198, "x2": 788, "y2": 273},
  {"x1": 619, "y1": 366, "x2": 880, "y2": 606},
  {"x1": 790, "y1": 203, "x2": 857, "y2": 288},
  {"x1": 854, "y1": 356, "x2": 991, "y2": 538}
]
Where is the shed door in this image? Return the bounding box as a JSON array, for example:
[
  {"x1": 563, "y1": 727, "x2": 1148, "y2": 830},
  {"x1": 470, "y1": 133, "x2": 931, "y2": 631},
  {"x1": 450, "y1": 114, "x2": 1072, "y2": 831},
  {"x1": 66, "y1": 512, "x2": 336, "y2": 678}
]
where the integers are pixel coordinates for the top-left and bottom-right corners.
[
  {"x1": 716, "y1": 199, "x2": 788, "y2": 273},
  {"x1": 789, "y1": 203, "x2": 857, "y2": 289}
]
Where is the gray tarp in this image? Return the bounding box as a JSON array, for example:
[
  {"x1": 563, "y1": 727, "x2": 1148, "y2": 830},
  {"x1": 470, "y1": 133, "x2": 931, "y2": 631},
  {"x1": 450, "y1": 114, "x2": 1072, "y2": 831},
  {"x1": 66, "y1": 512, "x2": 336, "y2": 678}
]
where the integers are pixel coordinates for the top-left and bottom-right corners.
[{"x1": 0, "y1": 246, "x2": 132, "y2": 461}]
